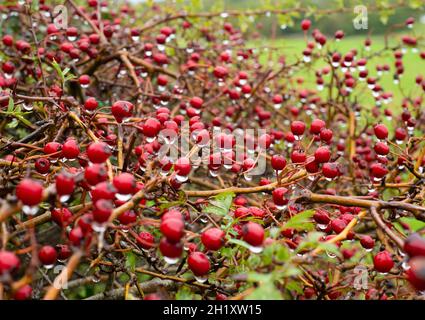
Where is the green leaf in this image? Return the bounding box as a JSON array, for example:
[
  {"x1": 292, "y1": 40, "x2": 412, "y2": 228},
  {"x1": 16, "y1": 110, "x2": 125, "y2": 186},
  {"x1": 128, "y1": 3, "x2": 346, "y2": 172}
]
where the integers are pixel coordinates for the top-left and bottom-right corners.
[
  {"x1": 145, "y1": 200, "x2": 155, "y2": 207},
  {"x1": 7, "y1": 97, "x2": 14, "y2": 113},
  {"x1": 408, "y1": 0, "x2": 424, "y2": 9},
  {"x1": 125, "y1": 252, "x2": 137, "y2": 271},
  {"x1": 247, "y1": 272, "x2": 271, "y2": 282},
  {"x1": 203, "y1": 191, "x2": 235, "y2": 216},
  {"x1": 275, "y1": 244, "x2": 290, "y2": 262},
  {"x1": 15, "y1": 114, "x2": 33, "y2": 127},
  {"x1": 175, "y1": 286, "x2": 201, "y2": 300},
  {"x1": 286, "y1": 280, "x2": 304, "y2": 295},
  {"x1": 246, "y1": 274, "x2": 282, "y2": 300},
  {"x1": 399, "y1": 217, "x2": 425, "y2": 232},
  {"x1": 295, "y1": 232, "x2": 324, "y2": 252},
  {"x1": 283, "y1": 209, "x2": 315, "y2": 231},
  {"x1": 51, "y1": 59, "x2": 75, "y2": 85},
  {"x1": 6, "y1": 118, "x2": 18, "y2": 129},
  {"x1": 317, "y1": 242, "x2": 342, "y2": 258},
  {"x1": 228, "y1": 238, "x2": 251, "y2": 250}
]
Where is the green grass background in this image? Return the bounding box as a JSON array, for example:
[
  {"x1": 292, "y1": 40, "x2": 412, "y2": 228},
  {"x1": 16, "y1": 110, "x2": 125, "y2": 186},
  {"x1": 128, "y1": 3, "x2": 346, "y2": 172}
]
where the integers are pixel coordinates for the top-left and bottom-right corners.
[{"x1": 248, "y1": 24, "x2": 425, "y2": 112}]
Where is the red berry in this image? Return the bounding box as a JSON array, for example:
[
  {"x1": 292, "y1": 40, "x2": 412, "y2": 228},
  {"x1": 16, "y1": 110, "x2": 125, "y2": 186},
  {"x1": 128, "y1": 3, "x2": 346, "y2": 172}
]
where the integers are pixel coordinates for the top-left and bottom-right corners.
[
  {"x1": 92, "y1": 199, "x2": 113, "y2": 223},
  {"x1": 373, "y1": 250, "x2": 393, "y2": 273},
  {"x1": 38, "y1": 245, "x2": 57, "y2": 266},
  {"x1": 374, "y1": 142, "x2": 389, "y2": 156},
  {"x1": 374, "y1": 124, "x2": 388, "y2": 140},
  {"x1": 188, "y1": 251, "x2": 210, "y2": 276},
  {"x1": 51, "y1": 207, "x2": 73, "y2": 227},
  {"x1": 213, "y1": 66, "x2": 228, "y2": 79},
  {"x1": 406, "y1": 257, "x2": 425, "y2": 291},
  {"x1": 301, "y1": 19, "x2": 312, "y2": 31},
  {"x1": 35, "y1": 158, "x2": 50, "y2": 174},
  {"x1": 162, "y1": 209, "x2": 183, "y2": 221},
  {"x1": 113, "y1": 173, "x2": 136, "y2": 195},
  {"x1": 44, "y1": 142, "x2": 62, "y2": 158},
  {"x1": 79, "y1": 74, "x2": 90, "y2": 86},
  {"x1": 87, "y1": 142, "x2": 111, "y2": 164},
  {"x1": 144, "y1": 293, "x2": 162, "y2": 300},
  {"x1": 335, "y1": 30, "x2": 344, "y2": 40},
  {"x1": 322, "y1": 162, "x2": 339, "y2": 179},
  {"x1": 174, "y1": 157, "x2": 191, "y2": 176},
  {"x1": 242, "y1": 222, "x2": 264, "y2": 247},
  {"x1": 14, "y1": 285, "x2": 32, "y2": 300},
  {"x1": 320, "y1": 129, "x2": 333, "y2": 142},
  {"x1": 0, "y1": 251, "x2": 20, "y2": 275},
  {"x1": 16, "y1": 179, "x2": 43, "y2": 206},
  {"x1": 160, "y1": 218, "x2": 184, "y2": 243},
  {"x1": 313, "y1": 209, "x2": 330, "y2": 225},
  {"x1": 190, "y1": 96, "x2": 203, "y2": 109},
  {"x1": 142, "y1": 118, "x2": 161, "y2": 138},
  {"x1": 234, "y1": 207, "x2": 250, "y2": 219},
  {"x1": 271, "y1": 154, "x2": 287, "y2": 171},
  {"x1": 291, "y1": 121, "x2": 306, "y2": 136},
  {"x1": 159, "y1": 237, "x2": 183, "y2": 258},
  {"x1": 404, "y1": 233, "x2": 425, "y2": 258},
  {"x1": 291, "y1": 150, "x2": 306, "y2": 164},
  {"x1": 69, "y1": 227, "x2": 84, "y2": 247},
  {"x1": 137, "y1": 231, "x2": 155, "y2": 250},
  {"x1": 314, "y1": 146, "x2": 331, "y2": 163},
  {"x1": 2, "y1": 35, "x2": 13, "y2": 47},
  {"x1": 84, "y1": 97, "x2": 98, "y2": 111},
  {"x1": 395, "y1": 128, "x2": 407, "y2": 141},
  {"x1": 62, "y1": 138, "x2": 80, "y2": 159},
  {"x1": 84, "y1": 164, "x2": 108, "y2": 186},
  {"x1": 331, "y1": 218, "x2": 347, "y2": 234},
  {"x1": 310, "y1": 119, "x2": 326, "y2": 134},
  {"x1": 370, "y1": 163, "x2": 388, "y2": 179},
  {"x1": 360, "y1": 235, "x2": 375, "y2": 250},
  {"x1": 305, "y1": 157, "x2": 319, "y2": 173},
  {"x1": 56, "y1": 244, "x2": 72, "y2": 261},
  {"x1": 111, "y1": 100, "x2": 134, "y2": 122},
  {"x1": 2, "y1": 61, "x2": 15, "y2": 74},
  {"x1": 272, "y1": 187, "x2": 289, "y2": 207},
  {"x1": 201, "y1": 228, "x2": 225, "y2": 251},
  {"x1": 118, "y1": 210, "x2": 137, "y2": 225},
  {"x1": 55, "y1": 171, "x2": 75, "y2": 196}
]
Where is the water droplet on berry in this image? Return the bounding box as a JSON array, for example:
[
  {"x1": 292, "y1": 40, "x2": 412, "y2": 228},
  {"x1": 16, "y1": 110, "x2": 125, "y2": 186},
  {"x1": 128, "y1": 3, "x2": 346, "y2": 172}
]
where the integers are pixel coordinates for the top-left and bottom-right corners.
[
  {"x1": 116, "y1": 193, "x2": 132, "y2": 201},
  {"x1": 176, "y1": 174, "x2": 188, "y2": 182},
  {"x1": 23, "y1": 103, "x2": 34, "y2": 111},
  {"x1": 248, "y1": 245, "x2": 263, "y2": 253},
  {"x1": 194, "y1": 276, "x2": 208, "y2": 283},
  {"x1": 317, "y1": 223, "x2": 328, "y2": 230},
  {"x1": 60, "y1": 195, "x2": 71, "y2": 203},
  {"x1": 93, "y1": 222, "x2": 106, "y2": 233},
  {"x1": 326, "y1": 251, "x2": 337, "y2": 258},
  {"x1": 23, "y1": 205, "x2": 39, "y2": 216},
  {"x1": 209, "y1": 170, "x2": 219, "y2": 177},
  {"x1": 275, "y1": 205, "x2": 287, "y2": 211},
  {"x1": 164, "y1": 256, "x2": 179, "y2": 265}
]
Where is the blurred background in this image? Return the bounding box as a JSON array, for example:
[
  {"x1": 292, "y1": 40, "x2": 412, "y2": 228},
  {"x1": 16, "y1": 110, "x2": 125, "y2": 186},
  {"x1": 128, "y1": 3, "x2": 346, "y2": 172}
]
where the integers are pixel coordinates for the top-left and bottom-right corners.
[{"x1": 128, "y1": 0, "x2": 425, "y2": 36}]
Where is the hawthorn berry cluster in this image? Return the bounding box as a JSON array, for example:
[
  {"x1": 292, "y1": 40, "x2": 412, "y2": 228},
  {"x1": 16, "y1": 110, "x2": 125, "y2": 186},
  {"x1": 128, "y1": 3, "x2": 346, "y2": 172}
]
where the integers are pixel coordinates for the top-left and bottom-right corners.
[{"x1": 0, "y1": 0, "x2": 424, "y2": 301}]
